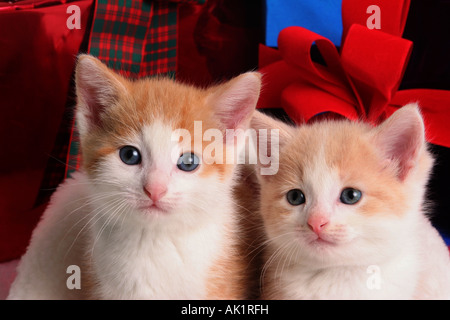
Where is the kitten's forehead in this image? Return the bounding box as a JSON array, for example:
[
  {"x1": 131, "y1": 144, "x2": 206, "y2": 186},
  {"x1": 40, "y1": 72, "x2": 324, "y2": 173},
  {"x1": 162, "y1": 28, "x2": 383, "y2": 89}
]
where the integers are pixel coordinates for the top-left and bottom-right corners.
[
  {"x1": 113, "y1": 78, "x2": 209, "y2": 130},
  {"x1": 276, "y1": 120, "x2": 377, "y2": 187},
  {"x1": 295, "y1": 121, "x2": 372, "y2": 165}
]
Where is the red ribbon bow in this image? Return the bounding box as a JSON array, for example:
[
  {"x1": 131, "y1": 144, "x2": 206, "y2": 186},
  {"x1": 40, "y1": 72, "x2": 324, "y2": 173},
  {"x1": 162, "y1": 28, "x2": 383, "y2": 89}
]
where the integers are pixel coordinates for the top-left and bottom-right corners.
[{"x1": 258, "y1": 0, "x2": 450, "y2": 148}]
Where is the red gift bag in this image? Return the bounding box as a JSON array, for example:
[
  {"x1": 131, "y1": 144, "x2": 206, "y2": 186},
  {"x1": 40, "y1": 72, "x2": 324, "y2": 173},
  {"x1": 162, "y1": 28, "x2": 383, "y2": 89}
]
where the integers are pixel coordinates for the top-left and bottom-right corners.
[{"x1": 0, "y1": 0, "x2": 93, "y2": 262}]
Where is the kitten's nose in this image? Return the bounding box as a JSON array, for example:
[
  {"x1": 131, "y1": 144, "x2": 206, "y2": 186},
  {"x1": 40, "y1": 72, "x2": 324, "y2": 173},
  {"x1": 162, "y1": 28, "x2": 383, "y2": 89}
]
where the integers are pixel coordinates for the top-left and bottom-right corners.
[
  {"x1": 143, "y1": 184, "x2": 167, "y2": 202},
  {"x1": 307, "y1": 215, "x2": 329, "y2": 235}
]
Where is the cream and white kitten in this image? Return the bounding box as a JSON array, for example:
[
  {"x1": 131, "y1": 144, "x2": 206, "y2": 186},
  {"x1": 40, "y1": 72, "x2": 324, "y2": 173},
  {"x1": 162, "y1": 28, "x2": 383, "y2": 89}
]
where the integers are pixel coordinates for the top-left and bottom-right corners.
[
  {"x1": 8, "y1": 55, "x2": 261, "y2": 299},
  {"x1": 251, "y1": 106, "x2": 450, "y2": 299}
]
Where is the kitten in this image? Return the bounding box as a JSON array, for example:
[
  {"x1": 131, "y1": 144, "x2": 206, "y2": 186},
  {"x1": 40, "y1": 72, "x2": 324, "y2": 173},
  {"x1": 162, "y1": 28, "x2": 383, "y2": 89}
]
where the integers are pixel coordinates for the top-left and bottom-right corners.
[
  {"x1": 251, "y1": 106, "x2": 450, "y2": 299},
  {"x1": 8, "y1": 55, "x2": 261, "y2": 299}
]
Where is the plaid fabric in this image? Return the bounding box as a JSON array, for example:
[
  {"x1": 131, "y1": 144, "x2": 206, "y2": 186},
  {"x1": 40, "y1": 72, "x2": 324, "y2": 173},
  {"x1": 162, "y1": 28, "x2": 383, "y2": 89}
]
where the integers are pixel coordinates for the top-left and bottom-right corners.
[
  {"x1": 88, "y1": 0, "x2": 177, "y2": 78},
  {"x1": 65, "y1": 0, "x2": 205, "y2": 178}
]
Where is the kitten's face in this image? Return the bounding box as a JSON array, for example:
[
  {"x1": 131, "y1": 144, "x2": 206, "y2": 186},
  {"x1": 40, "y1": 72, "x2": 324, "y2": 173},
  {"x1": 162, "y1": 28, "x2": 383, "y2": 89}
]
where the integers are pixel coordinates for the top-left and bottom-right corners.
[
  {"x1": 88, "y1": 117, "x2": 224, "y2": 222},
  {"x1": 74, "y1": 55, "x2": 261, "y2": 228},
  {"x1": 255, "y1": 109, "x2": 432, "y2": 267}
]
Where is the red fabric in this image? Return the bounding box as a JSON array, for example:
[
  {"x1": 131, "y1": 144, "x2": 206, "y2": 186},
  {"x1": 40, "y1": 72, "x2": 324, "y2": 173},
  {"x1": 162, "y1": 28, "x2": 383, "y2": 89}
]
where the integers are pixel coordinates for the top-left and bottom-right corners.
[
  {"x1": 177, "y1": 0, "x2": 262, "y2": 85},
  {"x1": 177, "y1": 2, "x2": 212, "y2": 86},
  {"x1": 341, "y1": 0, "x2": 410, "y2": 41},
  {"x1": 258, "y1": 0, "x2": 450, "y2": 148},
  {"x1": 0, "y1": 0, "x2": 93, "y2": 262}
]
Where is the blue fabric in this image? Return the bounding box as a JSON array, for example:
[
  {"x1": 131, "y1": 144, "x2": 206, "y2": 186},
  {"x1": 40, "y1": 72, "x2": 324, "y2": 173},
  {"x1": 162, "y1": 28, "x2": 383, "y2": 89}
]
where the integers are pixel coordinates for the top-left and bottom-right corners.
[
  {"x1": 437, "y1": 228, "x2": 450, "y2": 246},
  {"x1": 443, "y1": 234, "x2": 450, "y2": 246},
  {"x1": 265, "y1": 0, "x2": 343, "y2": 47}
]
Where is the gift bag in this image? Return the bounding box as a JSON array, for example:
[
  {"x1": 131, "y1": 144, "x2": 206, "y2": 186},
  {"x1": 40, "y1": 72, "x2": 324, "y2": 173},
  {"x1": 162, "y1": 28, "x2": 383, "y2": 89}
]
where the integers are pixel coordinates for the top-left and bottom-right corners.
[{"x1": 0, "y1": 0, "x2": 94, "y2": 262}]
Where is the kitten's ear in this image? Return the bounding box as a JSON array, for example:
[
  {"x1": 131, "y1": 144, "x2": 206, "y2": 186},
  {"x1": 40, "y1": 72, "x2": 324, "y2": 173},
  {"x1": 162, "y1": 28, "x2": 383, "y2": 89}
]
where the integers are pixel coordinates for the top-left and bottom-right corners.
[
  {"x1": 250, "y1": 110, "x2": 294, "y2": 140},
  {"x1": 75, "y1": 54, "x2": 128, "y2": 137},
  {"x1": 372, "y1": 103, "x2": 426, "y2": 181},
  {"x1": 250, "y1": 110, "x2": 294, "y2": 152},
  {"x1": 250, "y1": 110, "x2": 294, "y2": 177},
  {"x1": 207, "y1": 72, "x2": 262, "y2": 132}
]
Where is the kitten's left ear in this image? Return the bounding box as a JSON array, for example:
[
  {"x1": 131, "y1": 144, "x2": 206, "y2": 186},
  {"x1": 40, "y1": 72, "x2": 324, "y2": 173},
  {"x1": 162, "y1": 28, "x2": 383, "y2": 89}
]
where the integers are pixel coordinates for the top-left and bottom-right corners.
[
  {"x1": 373, "y1": 103, "x2": 426, "y2": 181},
  {"x1": 207, "y1": 72, "x2": 262, "y2": 132}
]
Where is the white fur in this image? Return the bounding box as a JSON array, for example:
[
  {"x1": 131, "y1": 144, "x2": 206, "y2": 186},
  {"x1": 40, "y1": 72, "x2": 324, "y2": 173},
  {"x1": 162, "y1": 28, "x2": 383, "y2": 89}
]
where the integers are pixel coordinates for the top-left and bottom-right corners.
[
  {"x1": 259, "y1": 106, "x2": 450, "y2": 300},
  {"x1": 8, "y1": 121, "x2": 237, "y2": 299},
  {"x1": 263, "y1": 161, "x2": 450, "y2": 299},
  {"x1": 7, "y1": 171, "x2": 90, "y2": 299}
]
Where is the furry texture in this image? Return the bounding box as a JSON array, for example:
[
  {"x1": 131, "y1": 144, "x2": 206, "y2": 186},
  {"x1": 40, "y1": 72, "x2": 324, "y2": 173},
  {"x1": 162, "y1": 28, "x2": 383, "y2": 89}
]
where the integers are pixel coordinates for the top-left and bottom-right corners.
[
  {"x1": 251, "y1": 106, "x2": 450, "y2": 299},
  {"x1": 8, "y1": 55, "x2": 261, "y2": 299}
]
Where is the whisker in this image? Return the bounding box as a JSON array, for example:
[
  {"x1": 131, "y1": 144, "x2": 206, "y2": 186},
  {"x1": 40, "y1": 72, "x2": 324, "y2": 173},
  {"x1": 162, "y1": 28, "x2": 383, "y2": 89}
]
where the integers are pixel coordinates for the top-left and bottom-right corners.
[
  {"x1": 63, "y1": 195, "x2": 126, "y2": 259},
  {"x1": 57, "y1": 191, "x2": 128, "y2": 226},
  {"x1": 90, "y1": 198, "x2": 130, "y2": 258},
  {"x1": 108, "y1": 201, "x2": 132, "y2": 239},
  {"x1": 259, "y1": 231, "x2": 298, "y2": 296},
  {"x1": 275, "y1": 241, "x2": 297, "y2": 281}
]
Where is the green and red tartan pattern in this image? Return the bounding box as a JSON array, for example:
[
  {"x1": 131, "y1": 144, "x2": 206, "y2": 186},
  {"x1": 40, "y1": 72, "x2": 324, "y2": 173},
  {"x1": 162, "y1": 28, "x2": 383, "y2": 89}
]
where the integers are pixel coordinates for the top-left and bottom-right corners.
[
  {"x1": 65, "y1": 0, "x2": 205, "y2": 179},
  {"x1": 88, "y1": 0, "x2": 177, "y2": 78}
]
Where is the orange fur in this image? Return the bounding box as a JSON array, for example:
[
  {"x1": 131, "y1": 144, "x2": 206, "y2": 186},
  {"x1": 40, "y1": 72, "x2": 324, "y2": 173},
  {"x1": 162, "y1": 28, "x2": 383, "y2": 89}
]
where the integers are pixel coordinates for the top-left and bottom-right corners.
[
  {"x1": 77, "y1": 61, "x2": 253, "y2": 182},
  {"x1": 205, "y1": 164, "x2": 266, "y2": 299},
  {"x1": 250, "y1": 107, "x2": 441, "y2": 299},
  {"x1": 258, "y1": 117, "x2": 423, "y2": 226},
  {"x1": 73, "y1": 55, "x2": 261, "y2": 299}
]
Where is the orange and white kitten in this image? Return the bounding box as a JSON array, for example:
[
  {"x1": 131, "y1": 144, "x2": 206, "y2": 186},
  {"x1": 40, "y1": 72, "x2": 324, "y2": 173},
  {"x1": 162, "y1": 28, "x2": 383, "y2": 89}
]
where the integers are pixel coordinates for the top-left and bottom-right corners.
[
  {"x1": 8, "y1": 55, "x2": 261, "y2": 299},
  {"x1": 251, "y1": 106, "x2": 450, "y2": 299}
]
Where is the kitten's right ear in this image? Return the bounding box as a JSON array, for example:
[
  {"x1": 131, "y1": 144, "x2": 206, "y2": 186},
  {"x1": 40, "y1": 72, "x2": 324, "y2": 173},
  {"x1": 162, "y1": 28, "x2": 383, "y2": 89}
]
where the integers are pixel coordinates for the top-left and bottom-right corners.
[{"x1": 75, "y1": 54, "x2": 128, "y2": 137}]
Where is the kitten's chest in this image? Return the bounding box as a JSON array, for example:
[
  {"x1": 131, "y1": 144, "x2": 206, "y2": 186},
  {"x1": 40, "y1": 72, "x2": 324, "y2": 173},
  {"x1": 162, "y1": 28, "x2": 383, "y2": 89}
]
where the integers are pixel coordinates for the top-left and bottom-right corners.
[
  {"x1": 275, "y1": 261, "x2": 417, "y2": 300},
  {"x1": 91, "y1": 221, "x2": 225, "y2": 299},
  {"x1": 270, "y1": 268, "x2": 367, "y2": 300}
]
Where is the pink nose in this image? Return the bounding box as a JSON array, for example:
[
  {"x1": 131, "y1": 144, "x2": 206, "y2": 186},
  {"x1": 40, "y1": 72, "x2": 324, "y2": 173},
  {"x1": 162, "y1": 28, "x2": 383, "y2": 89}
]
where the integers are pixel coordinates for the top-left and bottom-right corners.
[
  {"x1": 307, "y1": 215, "x2": 329, "y2": 235},
  {"x1": 143, "y1": 184, "x2": 167, "y2": 202}
]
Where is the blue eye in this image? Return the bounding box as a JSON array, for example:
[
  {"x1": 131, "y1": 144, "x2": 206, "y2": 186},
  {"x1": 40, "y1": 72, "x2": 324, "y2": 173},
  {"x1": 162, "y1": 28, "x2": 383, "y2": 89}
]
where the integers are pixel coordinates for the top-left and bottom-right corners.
[
  {"x1": 286, "y1": 189, "x2": 305, "y2": 206},
  {"x1": 340, "y1": 188, "x2": 362, "y2": 205},
  {"x1": 119, "y1": 146, "x2": 141, "y2": 165},
  {"x1": 177, "y1": 153, "x2": 200, "y2": 172}
]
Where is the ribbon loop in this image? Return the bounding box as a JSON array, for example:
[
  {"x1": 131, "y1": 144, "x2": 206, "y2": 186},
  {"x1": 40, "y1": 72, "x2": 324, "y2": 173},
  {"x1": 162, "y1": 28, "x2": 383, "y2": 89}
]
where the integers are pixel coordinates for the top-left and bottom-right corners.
[
  {"x1": 278, "y1": 27, "x2": 342, "y2": 81},
  {"x1": 260, "y1": 26, "x2": 363, "y2": 118},
  {"x1": 341, "y1": 24, "x2": 413, "y2": 122}
]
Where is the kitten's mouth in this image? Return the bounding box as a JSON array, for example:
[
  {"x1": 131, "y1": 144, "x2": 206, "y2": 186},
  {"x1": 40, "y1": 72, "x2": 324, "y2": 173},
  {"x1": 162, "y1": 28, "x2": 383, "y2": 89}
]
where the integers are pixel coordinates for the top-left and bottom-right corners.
[
  {"x1": 137, "y1": 201, "x2": 170, "y2": 214},
  {"x1": 309, "y1": 235, "x2": 336, "y2": 246},
  {"x1": 148, "y1": 203, "x2": 163, "y2": 210}
]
